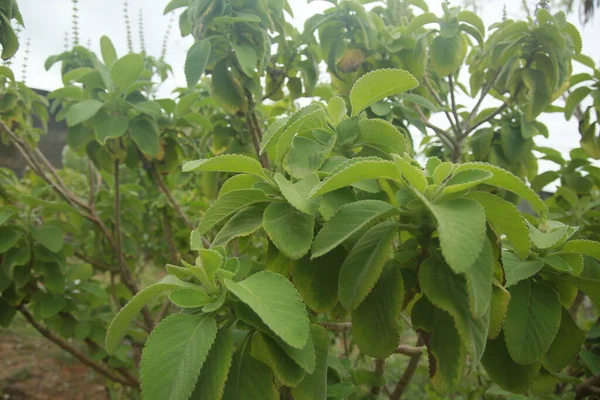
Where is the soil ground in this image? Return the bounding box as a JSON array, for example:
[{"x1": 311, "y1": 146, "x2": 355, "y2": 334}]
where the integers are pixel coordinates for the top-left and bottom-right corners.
[{"x1": 0, "y1": 315, "x2": 109, "y2": 400}]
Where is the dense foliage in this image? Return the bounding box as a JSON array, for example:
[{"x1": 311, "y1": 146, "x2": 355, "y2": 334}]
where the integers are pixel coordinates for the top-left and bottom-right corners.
[{"x1": 1, "y1": 0, "x2": 600, "y2": 399}]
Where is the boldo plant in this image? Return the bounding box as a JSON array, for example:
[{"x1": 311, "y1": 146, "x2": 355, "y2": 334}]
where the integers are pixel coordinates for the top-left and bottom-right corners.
[{"x1": 1, "y1": 0, "x2": 600, "y2": 399}]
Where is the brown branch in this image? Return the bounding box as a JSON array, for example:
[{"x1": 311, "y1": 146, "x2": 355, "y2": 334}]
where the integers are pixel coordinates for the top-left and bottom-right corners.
[
  {"x1": 114, "y1": 160, "x2": 153, "y2": 331},
  {"x1": 153, "y1": 169, "x2": 194, "y2": 231},
  {"x1": 371, "y1": 359, "x2": 386, "y2": 396},
  {"x1": 18, "y1": 305, "x2": 138, "y2": 387},
  {"x1": 83, "y1": 338, "x2": 140, "y2": 387},
  {"x1": 319, "y1": 321, "x2": 352, "y2": 331},
  {"x1": 394, "y1": 344, "x2": 426, "y2": 357},
  {"x1": 423, "y1": 77, "x2": 459, "y2": 134},
  {"x1": 73, "y1": 252, "x2": 116, "y2": 272},
  {"x1": 576, "y1": 373, "x2": 600, "y2": 399},
  {"x1": 414, "y1": 105, "x2": 457, "y2": 152},
  {"x1": 461, "y1": 102, "x2": 508, "y2": 138},
  {"x1": 448, "y1": 74, "x2": 461, "y2": 132},
  {"x1": 390, "y1": 336, "x2": 424, "y2": 400},
  {"x1": 461, "y1": 69, "x2": 501, "y2": 132}
]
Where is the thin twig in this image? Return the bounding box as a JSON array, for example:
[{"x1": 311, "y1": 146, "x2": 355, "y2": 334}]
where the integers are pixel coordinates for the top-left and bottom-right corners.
[
  {"x1": 461, "y1": 70, "x2": 501, "y2": 131},
  {"x1": 575, "y1": 373, "x2": 600, "y2": 399},
  {"x1": 319, "y1": 321, "x2": 352, "y2": 331},
  {"x1": 18, "y1": 305, "x2": 138, "y2": 387},
  {"x1": 390, "y1": 336, "x2": 425, "y2": 400},
  {"x1": 153, "y1": 169, "x2": 194, "y2": 231},
  {"x1": 447, "y1": 74, "x2": 461, "y2": 132},
  {"x1": 73, "y1": 252, "x2": 116, "y2": 272},
  {"x1": 414, "y1": 105, "x2": 457, "y2": 151},
  {"x1": 462, "y1": 102, "x2": 508, "y2": 138},
  {"x1": 423, "y1": 77, "x2": 459, "y2": 134},
  {"x1": 394, "y1": 344, "x2": 426, "y2": 357},
  {"x1": 371, "y1": 359, "x2": 386, "y2": 395}
]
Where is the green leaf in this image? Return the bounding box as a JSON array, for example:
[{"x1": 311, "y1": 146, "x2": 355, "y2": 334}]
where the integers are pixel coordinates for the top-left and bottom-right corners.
[
  {"x1": 283, "y1": 135, "x2": 335, "y2": 179},
  {"x1": 40, "y1": 292, "x2": 66, "y2": 318},
  {"x1": 233, "y1": 44, "x2": 258, "y2": 77},
  {"x1": 211, "y1": 59, "x2": 247, "y2": 114},
  {"x1": 458, "y1": 10, "x2": 485, "y2": 35},
  {"x1": 312, "y1": 200, "x2": 397, "y2": 259},
  {"x1": 430, "y1": 35, "x2": 466, "y2": 76},
  {"x1": 564, "y1": 86, "x2": 591, "y2": 120},
  {"x1": 522, "y1": 68, "x2": 551, "y2": 122},
  {"x1": 467, "y1": 192, "x2": 530, "y2": 259},
  {"x1": 168, "y1": 289, "x2": 212, "y2": 308},
  {"x1": 482, "y1": 332, "x2": 541, "y2": 394},
  {"x1": 164, "y1": 0, "x2": 189, "y2": 14},
  {"x1": 182, "y1": 154, "x2": 265, "y2": 178},
  {"x1": 504, "y1": 279, "x2": 562, "y2": 364},
  {"x1": 0, "y1": 210, "x2": 15, "y2": 227},
  {"x1": 129, "y1": 118, "x2": 160, "y2": 157},
  {"x1": 310, "y1": 157, "x2": 400, "y2": 198},
  {"x1": 93, "y1": 113, "x2": 129, "y2": 144},
  {"x1": 502, "y1": 251, "x2": 544, "y2": 287},
  {"x1": 275, "y1": 173, "x2": 321, "y2": 215},
  {"x1": 263, "y1": 202, "x2": 314, "y2": 260},
  {"x1": 489, "y1": 284, "x2": 511, "y2": 339},
  {"x1": 405, "y1": 12, "x2": 439, "y2": 34},
  {"x1": 291, "y1": 325, "x2": 329, "y2": 400},
  {"x1": 542, "y1": 308, "x2": 585, "y2": 372},
  {"x1": 198, "y1": 189, "x2": 270, "y2": 234},
  {"x1": 222, "y1": 347, "x2": 278, "y2": 400},
  {"x1": 419, "y1": 255, "x2": 490, "y2": 367},
  {"x1": 442, "y1": 169, "x2": 493, "y2": 194},
  {"x1": 338, "y1": 221, "x2": 396, "y2": 310},
  {"x1": 110, "y1": 54, "x2": 144, "y2": 89},
  {"x1": 350, "y1": 69, "x2": 418, "y2": 116},
  {"x1": 412, "y1": 297, "x2": 465, "y2": 395},
  {"x1": 560, "y1": 240, "x2": 600, "y2": 260},
  {"x1": 105, "y1": 275, "x2": 200, "y2": 354},
  {"x1": 456, "y1": 163, "x2": 547, "y2": 217},
  {"x1": 563, "y1": 22, "x2": 582, "y2": 54},
  {"x1": 66, "y1": 99, "x2": 104, "y2": 127},
  {"x1": 212, "y1": 206, "x2": 264, "y2": 248},
  {"x1": 260, "y1": 117, "x2": 289, "y2": 154},
  {"x1": 327, "y1": 96, "x2": 347, "y2": 125},
  {"x1": 190, "y1": 329, "x2": 234, "y2": 400},
  {"x1": 528, "y1": 223, "x2": 569, "y2": 250},
  {"x1": 417, "y1": 194, "x2": 486, "y2": 274},
  {"x1": 352, "y1": 265, "x2": 404, "y2": 358},
  {"x1": 224, "y1": 271, "x2": 310, "y2": 348},
  {"x1": 140, "y1": 314, "x2": 217, "y2": 400},
  {"x1": 251, "y1": 333, "x2": 306, "y2": 386},
  {"x1": 32, "y1": 225, "x2": 63, "y2": 252},
  {"x1": 185, "y1": 39, "x2": 211, "y2": 89},
  {"x1": 219, "y1": 174, "x2": 262, "y2": 196},
  {"x1": 290, "y1": 249, "x2": 345, "y2": 313},
  {"x1": 0, "y1": 299, "x2": 17, "y2": 327},
  {"x1": 356, "y1": 119, "x2": 407, "y2": 156},
  {"x1": 465, "y1": 240, "x2": 494, "y2": 318},
  {"x1": 100, "y1": 36, "x2": 118, "y2": 67},
  {"x1": 0, "y1": 227, "x2": 21, "y2": 253},
  {"x1": 393, "y1": 155, "x2": 428, "y2": 192}
]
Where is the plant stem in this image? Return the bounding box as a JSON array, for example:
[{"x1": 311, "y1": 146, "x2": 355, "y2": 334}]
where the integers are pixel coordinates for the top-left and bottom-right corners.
[
  {"x1": 18, "y1": 305, "x2": 138, "y2": 388},
  {"x1": 152, "y1": 169, "x2": 194, "y2": 231},
  {"x1": 394, "y1": 344, "x2": 426, "y2": 356},
  {"x1": 575, "y1": 373, "x2": 600, "y2": 399},
  {"x1": 371, "y1": 359, "x2": 386, "y2": 395},
  {"x1": 448, "y1": 74, "x2": 461, "y2": 132},
  {"x1": 389, "y1": 336, "x2": 424, "y2": 400},
  {"x1": 319, "y1": 321, "x2": 352, "y2": 331},
  {"x1": 423, "y1": 77, "x2": 459, "y2": 135}
]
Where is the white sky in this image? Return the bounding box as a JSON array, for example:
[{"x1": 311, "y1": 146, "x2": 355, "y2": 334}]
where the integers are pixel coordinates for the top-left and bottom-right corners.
[{"x1": 12, "y1": 0, "x2": 600, "y2": 160}]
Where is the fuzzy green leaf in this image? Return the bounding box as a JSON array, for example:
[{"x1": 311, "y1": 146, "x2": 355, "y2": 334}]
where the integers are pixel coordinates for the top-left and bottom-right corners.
[
  {"x1": 456, "y1": 163, "x2": 547, "y2": 216},
  {"x1": 182, "y1": 154, "x2": 265, "y2": 177},
  {"x1": 467, "y1": 192, "x2": 530, "y2": 259},
  {"x1": 100, "y1": 36, "x2": 118, "y2": 67},
  {"x1": 251, "y1": 333, "x2": 306, "y2": 386},
  {"x1": 222, "y1": 347, "x2": 278, "y2": 400},
  {"x1": 275, "y1": 173, "x2": 321, "y2": 215},
  {"x1": 190, "y1": 328, "x2": 234, "y2": 400},
  {"x1": 393, "y1": 155, "x2": 428, "y2": 192},
  {"x1": 327, "y1": 96, "x2": 347, "y2": 125},
  {"x1": 105, "y1": 275, "x2": 200, "y2": 354},
  {"x1": 224, "y1": 271, "x2": 310, "y2": 348},
  {"x1": 350, "y1": 69, "x2": 418, "y2": 116},
  {"x1": 356, "y1": 119, "x2": 407, "y2": 155},
  {"x1": 442, "y1": 169, "x2": 493, "y2": 194},
  {"x1": 66, "y1": 99, "x2": 104, "y2": 127},
  {"x1": 291, "y1": 325, "x2": 329, "y2": 400},
  {"x1": 482, "y1": 332, "x2": 541, "y2": 394},
  {"x1": 502, "y1": 251, "x2": 544, "y2": 287},
  {"x1": 140, "y1": 314, "x2": 217, "y2": 400},
  {"x1": 542, "y1": 308, "x2": 585, "y2": 373},
  {"x1": 212, "y1": 206, "x2": 264, "y2": 248},
  {"x1": 32, "y1": 225, "x2": 63, "y2": 252},
  {"x1": 168, "y1": 289, "x2": 212, "y2": 308},
  {"x1": 110, "y1": 54, "x2": 144, "y2": 89},
  {"x1": 263, "y1": 202, "x2": 314, "y2": 260},
  {"x1": 504, "y1": 279, "x2": 562, "y2": 364},
  {"x1": 93, "y1": 113, "x2": 128, "y2": 144},
  {"x1": 489, "y1": 285, "x2": 511, "y2": 339},
  {"x1": 338, "y1": 221, "x2": 396, "y2": 310},
  {"x1": 211, "y1": 60, "x2": 247, "y2": 114},
  {"x1": 129, "y1": 118, "x2": 160, "y2": 157},
  {"x1": 198, "y1": 189, "x2": 270, "y2": 234},
  {"x1": 412, "y1": 297, "x2": 465, "y2": 395},
  {"x1": 430, "y1": 35, "x2": 466, "y2": 76},
  {"x1": 185, "y1": 39, "x2": 211, "y2": 89},
  {"x1": 310, "y1": 157, "x2": 400, "y2": 198},
  {"x1": 419, "y1": 255, "x2": 490, "y2": 367},
  {"x1": 219, "y1": 174, "x2": 262, "y2": 196},
  {"x1": 417, "y1": 194, "x2": 486, "y2": 273},
  {"x1": 352, "y1": 265, "x2": 404, "y2": 358},
  {"x1": 560, "y1": 240, "x2": 600, "y2": 260},
  {"x1": 312, "y1": 200, "x2": 397, "y2": 259},
  {"x1": 465, "y1": 240, "x2": 494, "y2": 318}
]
